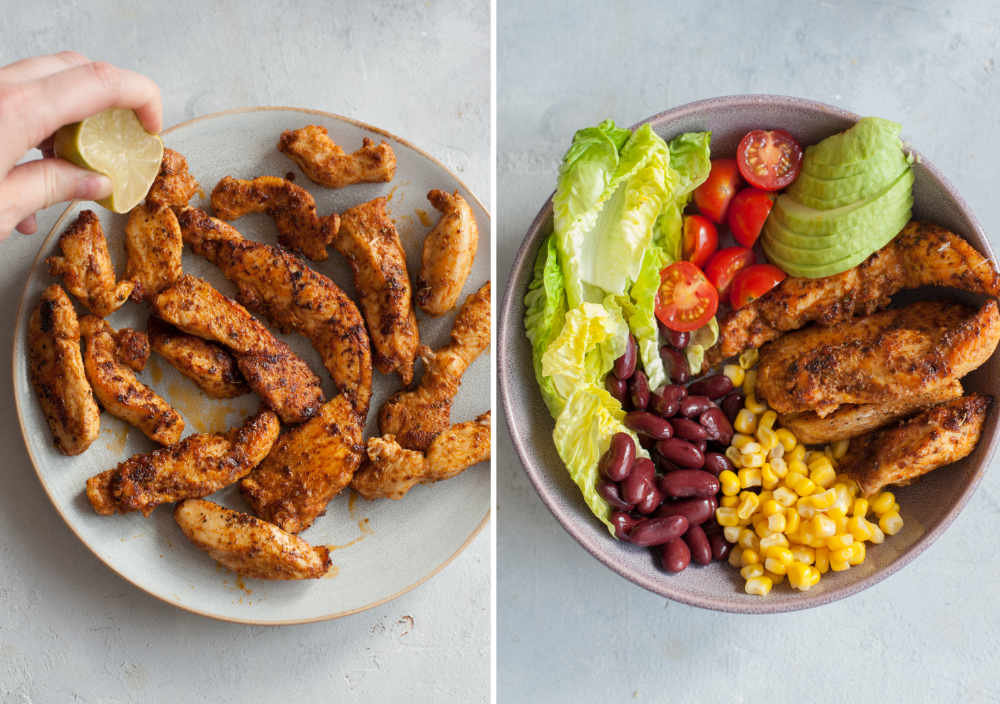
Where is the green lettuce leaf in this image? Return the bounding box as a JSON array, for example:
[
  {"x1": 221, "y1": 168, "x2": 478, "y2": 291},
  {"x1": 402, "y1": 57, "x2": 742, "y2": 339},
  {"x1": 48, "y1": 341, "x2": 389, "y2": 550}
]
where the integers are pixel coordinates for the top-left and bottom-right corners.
[
  {"x1": 523, "y1": 235, "x2": 568, "y2": 416},
  {"x1": 668, "y1": 130, "x2": 712, "y2": 199},
  {"x1": 685, "y1": 316, "x2": 720, "y2": 375},
  {"x1": 623, "y1": 245, "x2": 672, "y2": 389}
]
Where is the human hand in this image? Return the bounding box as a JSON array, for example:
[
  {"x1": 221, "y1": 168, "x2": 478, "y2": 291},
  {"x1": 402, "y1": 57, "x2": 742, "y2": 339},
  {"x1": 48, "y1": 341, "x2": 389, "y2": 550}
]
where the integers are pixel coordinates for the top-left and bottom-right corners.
[{"x1": 0, "y1": 52, "x2": 161, "y2": 238}]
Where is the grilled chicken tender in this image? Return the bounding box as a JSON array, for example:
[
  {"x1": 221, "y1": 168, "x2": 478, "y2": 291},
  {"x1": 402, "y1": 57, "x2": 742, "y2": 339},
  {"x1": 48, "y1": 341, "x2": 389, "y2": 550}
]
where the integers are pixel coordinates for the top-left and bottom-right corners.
[
  {"x1": 780, "y1": 380, "x2": 964, "y2": 444},
  {"x1": 28, "y1": 284, "x2": 100, "y2": 455},
  {"x1": 705, "y1": 222, "x2": 1000, "y2": 371},
  {"x1": 46, "y1": 210, "x2": 133, "y2": 316},
  {"x1": 840, "y1": 394, "x2": 991, "y2": 496},
  {"x1": 241, "y1": 395, "x2": 363, "y2": 534},
  {"x1": 152, "y1": 274, "x2": 324, "y2": 424},
  {"x1": 146, "y1": 148, "x2": 200, "y2": 208},
  {"x1": 80, "y1": 315, "x2": 184, "y2": 445},
  {"x1": 210, "y1": 175, "x2": 339, "y2": 262},
  {"x1": 756, "y1": 300, "x2": 1000, "y2": 417},
  {"x1": 380, "y1": 281, "x2": 491, "y2": 451},
  {"x1": 124, "y1": 201, "x2": 183, "y2": 301},
  {"x1": 415, "y1": 189, "x2": 479, "y2": 316},
  {"x1": 113, "y1": 327, "x2": 150, "y2": 372},
  {"x1": 86, "y1": 410, "x2": 280, "y2": 516},
  {"x1": 278, "y1": 124, "x2": 396, "y2": 189},
  {"x1": 336, "y1": 197, "x2": 419, "y2": 384},
  {"x1": 174, "y1": 499, "x2": 331, "y2": 580},
  {"x1": 178, "y1": 208, "x2": 372, "y2": 412},
  {"x1": 353, "y1": 411, "x2": 491, "y2": 500},
  {"x1": 147, "y1": 317, "x2": 248, "y2": 399}
]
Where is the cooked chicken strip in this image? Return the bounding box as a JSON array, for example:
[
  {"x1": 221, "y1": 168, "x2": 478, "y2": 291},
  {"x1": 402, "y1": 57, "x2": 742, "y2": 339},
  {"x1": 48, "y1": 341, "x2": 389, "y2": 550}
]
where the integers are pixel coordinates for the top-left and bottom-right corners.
[
  {"x1": 147, "y1": 318, "x2": 248, "y2": 399},
  {"x1": 124, "y1": 201, "x2": 183, "y2": 301},
  {"x1": 780, "y1": 379, "x2": 964, "y2": 444},
  {"x1": 336, "y1": 197, "x2": 419, "y2": 384},
  {"x1": 379, "y1": 281, "x2": 491, "y2": 451},
  {"x1": 28, "y1": 284, "x2": 100, "y2": 455},
  {"x1": 174, "y1": 499, "x2": 331, "y2": 580},
  {"x1": 178, "y1": 208, "x2": 371, "y2": 413},
  {"x1": 151, "y1": 274, "x2": 324, "y2": 424},
  {"x1": 113, "y1": 327, "x2": 150, "y2": 372},
  {"x1": 46, "y1": 210, "x2": 133, "y2": 316},
  {"x1": 353, "y1": 411, "x2": 491, "y2": 500},
  {"x1": 210, "y1": 175, "x2": 339, "y2": 262},
  {"x1": 415, "y1": 189, "x2": 479, "y2": 316},
  {"x1": 241, "y1": 395, "x2": 363, "y2": 534},
  {"x1": 146, "y1": 148, "x2": 200, "y2": 208},
  {"x1": 278, "y1": 125, "x2": 395, "y2": 189},
  {"x1": 704, "y1": 222, "x2": 1000, "y2": 371},
  {"x1": 80, "y1": 315, "x2": 184, "y2": 445},
  {"x1": 840, "y1": 394, "x2": 991, "y2": 496},
  {"x1": 757, "y1": 300, "x2": 1000, "y2": 417},
  {"x1": 86, "y1": 410, "x2": 279, "y2": 516}
]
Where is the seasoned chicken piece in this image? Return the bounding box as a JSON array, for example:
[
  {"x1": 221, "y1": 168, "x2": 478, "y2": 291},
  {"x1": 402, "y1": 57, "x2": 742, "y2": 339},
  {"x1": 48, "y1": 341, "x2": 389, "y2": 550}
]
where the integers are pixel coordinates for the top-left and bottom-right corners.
[
  {"x1": 705, "y1": 222, "x2": 1000, "y2": 371},
  {"x1": 151, "y1": 275, "x2": 324, "y2": 424},
  {"x1": 380, "y1": 281, "x2": 491, "y2": 451},
  {"x1": 210, "y1": 175, "x2": 339, "y2": 262},
  {"x1": 278, "y1": 124, "x2": 395, "y2": 189},
  {"x1": 353, "y1": 411, "x2": 491, "y2": 500},
  {"x1": 241, "y1": 395, "x2": 363, "y2": 533},
  {"x1": 147, "y1": 318, "x2": 248, "y2": 399},
  {"x1": 336, "y1": 197, "x2": 419, "y2": 383},
  {"x1": 113, "y1": 327, "x2": 150, "y2": 372},
  {"x1": 27, "y1": 284, "x2": 100, "y2": 455},
  {"x1": 146, "y1": 148, "x2": 200, "y2": 208},
  {"x1": 178, "y1": 208, "x2": 372, "y2": 413},
  {"x1": 780, "y1": 380, "x2": 964, "y2": 444},
  {"x1": 46, "y1": 210, "x2": 133, "y2": 316},
  {"x1": 840, "y1": 394, "x2": 991, "y2": 496},
  {"x1": 80, "y1": 315, "x2": 184, "y2": 445},
  {"x1": 415, "y1": 189, "x2": 479, "y2": 316},
  {"x1": 757, "y1": 300, "x2": 1000, "y2": 417},
  {"x1": 124, "y1": 201, "x2": 183, "y2": 301},
  {"x1": 86, "y1": 410, "x2": 279, "y2": 516},
  {"x1": 174, "y1": 499, "x2": 331, "y2": 580}
]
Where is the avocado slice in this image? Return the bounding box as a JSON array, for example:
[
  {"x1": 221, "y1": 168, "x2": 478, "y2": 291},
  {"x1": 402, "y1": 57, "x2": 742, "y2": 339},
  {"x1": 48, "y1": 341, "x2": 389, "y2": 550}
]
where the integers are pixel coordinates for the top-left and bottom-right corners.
[
  {"x1": 788, "y1": 149, "x2": 909, "y2": 210},
  {"x1": 799, "y1": 117, "x2": 905, "y2": 180}
]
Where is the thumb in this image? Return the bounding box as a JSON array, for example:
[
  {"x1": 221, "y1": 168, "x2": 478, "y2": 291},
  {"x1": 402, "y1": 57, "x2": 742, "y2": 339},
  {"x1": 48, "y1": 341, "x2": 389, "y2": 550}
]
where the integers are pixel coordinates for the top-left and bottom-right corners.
[{"x1": 0, "y1": 158, "x2": 111, "y2": 238}]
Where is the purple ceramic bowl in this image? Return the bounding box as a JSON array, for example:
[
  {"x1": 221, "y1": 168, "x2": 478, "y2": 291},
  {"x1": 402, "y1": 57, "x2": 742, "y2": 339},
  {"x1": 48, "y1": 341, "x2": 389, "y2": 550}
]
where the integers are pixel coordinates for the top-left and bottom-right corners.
[{"x1": 498, "y1": 94, "x2": 1000, "y2": 613}]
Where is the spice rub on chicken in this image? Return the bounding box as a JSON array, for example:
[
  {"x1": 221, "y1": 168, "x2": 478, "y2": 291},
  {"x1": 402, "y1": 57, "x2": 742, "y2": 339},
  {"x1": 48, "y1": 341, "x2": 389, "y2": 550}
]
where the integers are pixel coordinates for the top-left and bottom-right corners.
[
  {"x1": 147, "y1": 317, "x2": 248, "y2": 399},
  {"x1": 278, "y1": 124, "x2": 396, "y2": 189},
  {"x1": 124, "y1": 201, "x2": 183, "y2": 301},
  {"x1": 415, "y1": 189, "x2": 480, "y2": 317},
  {"x1": 146, "y1": 148, "x2": 200, "y2": 208}
]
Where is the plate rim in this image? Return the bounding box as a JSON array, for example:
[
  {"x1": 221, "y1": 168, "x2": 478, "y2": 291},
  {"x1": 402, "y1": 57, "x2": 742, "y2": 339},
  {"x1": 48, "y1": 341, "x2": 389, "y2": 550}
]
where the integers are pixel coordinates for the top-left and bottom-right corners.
[{"x1": 13, "y1": 105, "x2": 491, "y2": 626}]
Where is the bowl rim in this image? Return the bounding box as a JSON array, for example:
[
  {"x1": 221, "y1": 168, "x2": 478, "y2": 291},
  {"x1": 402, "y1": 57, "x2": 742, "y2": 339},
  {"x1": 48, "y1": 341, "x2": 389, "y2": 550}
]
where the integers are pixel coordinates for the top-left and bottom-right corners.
[{"x1": 498, "y1": 93, "x2": 999, "y2": 613}]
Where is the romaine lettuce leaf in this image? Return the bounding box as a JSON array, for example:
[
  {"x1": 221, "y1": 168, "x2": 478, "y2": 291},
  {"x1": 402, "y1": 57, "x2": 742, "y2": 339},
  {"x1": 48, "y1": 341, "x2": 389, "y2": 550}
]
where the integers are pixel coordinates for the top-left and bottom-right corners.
[
  {"x1": 685, "y1": 316, "x2": 719, "y2": 375},
  {"x1": 523, "y1": 235, "x2": 567, "y2": 416},
  {"x1": 668, "y1": 130, "x2": 712, "y2": 199},
  {"x1": 623, "y1": 245, "x2": 671, "y2": 389}
]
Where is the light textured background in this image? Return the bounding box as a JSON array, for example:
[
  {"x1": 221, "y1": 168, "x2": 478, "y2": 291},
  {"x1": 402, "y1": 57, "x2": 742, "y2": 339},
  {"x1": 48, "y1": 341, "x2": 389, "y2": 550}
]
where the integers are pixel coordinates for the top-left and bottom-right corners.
[
  {"x1": 0, "y1": 1, "x2": 489, "y2": 702},
  {"x1": 499, "y1": 1, "x2": 1000, "y2": 702}
]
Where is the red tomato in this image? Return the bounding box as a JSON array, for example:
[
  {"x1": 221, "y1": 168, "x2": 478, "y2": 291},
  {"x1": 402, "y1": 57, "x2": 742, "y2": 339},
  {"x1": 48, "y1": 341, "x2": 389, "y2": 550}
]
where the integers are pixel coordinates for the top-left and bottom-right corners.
[
  {"x1": 703, "y1": 247, "x2": 755, "y2": 298},
  {"x1": 729, "y1": 264, "x2": 788, "y2": 309},
  {"x1": 693, "y1": 159, "x2": 742, "y2": 223},
  {"x1": 655, "y1": 262, "x2": 719, "y2": 332},
  {"x1": 727, "y1": 188, "x2": 774, "y2": 248},
  {"x1": 736, "y1": 129, "x2": 804, "y2": 191},
  {"x1": 682, "y1": 215, "x2": 718, "y2": 268}
]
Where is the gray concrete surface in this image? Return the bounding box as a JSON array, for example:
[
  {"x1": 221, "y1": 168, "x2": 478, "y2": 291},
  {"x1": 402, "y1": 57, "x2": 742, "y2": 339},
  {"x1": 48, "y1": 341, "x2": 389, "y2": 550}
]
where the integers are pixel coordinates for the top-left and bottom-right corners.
[
  {"x1": 499, "y1": 1, "x2": 1000, "y2": 702},
  {"x1": 0, "y1": 1, "x2": 489, "y2": 702}
]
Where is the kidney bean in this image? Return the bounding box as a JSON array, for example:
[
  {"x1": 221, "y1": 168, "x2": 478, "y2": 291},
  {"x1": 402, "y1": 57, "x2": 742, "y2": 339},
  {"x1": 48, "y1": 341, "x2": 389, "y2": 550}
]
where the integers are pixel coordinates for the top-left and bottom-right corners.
[
  {"x1": 611, "y1": 511, "x2": 639, "y2": 540},
  {"x1": 659, "y1": 469, "x2": 720, "y2": 498},
  {"x1": 624, "y1": 411, "x2": 673, "y2": 440},
  {"x1": 621, "y1": 458, "x2": 655, "y2": 505},
  {"x1": 672, "y1": 417, "x2": 709, "y2": 442},
  {"x1": 679, "y1": 395, "x2": 713, "y2": 418},
  {"x1": 694, "y1": 439, "x2": 707, "y2": 454},
  {"x1": 660, "y1": 346, "x2": 690, "y2": 383},
  {"x1": 597, "y1": 480, "x2": 633, "y2": 511},
  {"x1": 655, "y1": 438, "x2": 704, "y2": 469},
  {"x1": 650, "y1": 384, "x2": 686, "y2": 418},
  {"x1": 629, "y1": 370, "x2": 650, "y2": 410},
  {"x1": 661, "y1": 536, "x2": 691, "y2": 572},
  {"x1": 655, "y1": 496, "x2": 715, "y2": 525},
  {"x1": 684, "y1": 524, "x2": 712, "y2": 565},
  {"x1": 721, "y1": 392, "x2": 745, "y2": 424},
  {"x1": 704, "y1": 452, "x2": 734, "y2": 476},
  {"x1": 688, "y1": 374, "x2": 734, "y2": 400},
  {"x1": 699, "y1": 407, "x2": 734, "y2": 445},
  {"x1": 628, "y1": 515, "x2": 689, "y2": 547},
  {"x1": 665, "y1": 328, "x2": 690, "y2": 350},
  {"x1": 605, "y1": 374, "x2": 628, "y2": 404},
  {"x1": 635, "y1": 483, "x2": 664, "y2": 515},
  {"x1": 614, "y1": 335, "x2": 638, "y2": 380},
  {"x1": 709, "y1": 532, "x2": 731, "y2": 561},
  {"x1": 599, "y1": 432, "x2": 636, "y2": 482}
]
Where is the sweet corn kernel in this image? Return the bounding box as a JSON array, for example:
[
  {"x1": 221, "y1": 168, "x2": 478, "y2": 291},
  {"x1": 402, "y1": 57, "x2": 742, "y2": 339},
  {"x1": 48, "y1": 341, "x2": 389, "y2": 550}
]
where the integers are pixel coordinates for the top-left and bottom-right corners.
[
  {"x1": 826, "y1": 533, "x2": 854, "y2": 551},
  {"x1": 759, "y1": 410, "x2": 778, "y2": 432},
  {"x1": 740, "y1": 441, "x2": 763, "y2": 456},
  {"x1": 831, "y1": 439, "x2": 850, "y2": 459},
  {"x1": 745, "y1": 394, "x2": 768, "y2": 414},
  {"x1": 734, "y1": 409, "x2": 758, "y2": 434},
  {"x1": 741, "y1": 563, "x2": 764, "y2": 580},
  {"x1": 721, "y1": 495, "x2": 739, "y2": 508},
  {"x1": 739, "y1": 467, "x2": 763, "y2": 488},
  {"x1": 847, "y1": 541, "x2": 866, "y2": 565},
  {"x1": 745, "y1": 576, "x2": 772, "y2": 596},
  {"x1": 743, "y1": 453, "x2": 765, "y2": 469},
  {"x1": 765, "y1": 545, "x2": 793, "y2": 563},
  {"x1": 761, "y1": 464, "x2": 780, "y2": 490},
  {"x1": 722, "y1": 526, "x2": 741, "y2": 543},
  {"x1": 768, "y1": 442, "x2": 785, "y2": 460},
  {"x1": 831, "y1": 546, "x2": 853, "y2": 564},
  {"x1": 767, "y1": 512, "x2": 787, "y2": 533},
  {"x1": 889, "y1": 502, "x2": 901, "y2": 515},
  {"x1": 765, "y1": 569, "x2": 785, "y2": 585},
  {"x1": 728, "y1": 546, "x2": 744, "y2": 568},
  {"x1": 737, "y1": 493, "x2": 760, "y2": 520},
  {"x1": 833, "y1": 486, "x2": 852, "y2": 513},
  {"x1": 879, "y1": 511, "x2": 904, "y2": 536},
  {"x1": 788, "y1": 444, "x2": 806, "y2": 463},
  {"x1": 723, "y1": 364, "x2": 745, "y2": 387},
  {"x1": 775, "y1": 428, "x2": 798, "y2": 452},
  {"x1": 741, "y1": 548, "x2": 761, "y2": 565},
  {"x1": 790, "y1": 545, "x2": 815, "y2": 565},
  {"x1": 784, "y1": 508, "x2": 801, "y2": 534},
  {"x1": 871, "y1": 491, "x2": 896, "y2": 515},
  {"x1": 769, "y1": 456, "x2": 788, "y2": 477},
  {"x1": 869, "y1": 524, "x2": 886, "y2": 544},
  {"x1": 809, "y1": 460, "x2": 837, "y2": 489},
  {"x1": 758, "y1": 532, "x2": 789, "y2": 550},
  {"x1": 761, "y1": 499, "x2": 782, "y2": 517},
  {"x1": 756, "y1": 427, "x2": 778, "y2": 452},
  {"x1": 716, "y1": 507, "x2": 740, "y2": 526},
  {"x1": 725, "y1": 446, "x2": 744, "y2": 469},
  {"x1": 743, "y1": 369, "x2": 758, "y2": 395},
  {"x1": 814, "y1": 547, "x2": 830, "y2": 573},
  {"x1": 731, "y1": 433, "x2": 755, "y2": 451},
  {"x1": 795, "y1": 498, "x2": 817, "y2": 519},
  {"x1": 787, "y1": 474, "x2": 816, "y2": 497},
  {"x1": 852, "y1": 498, "x2": 870, "y2": 517},
  {"x1": 804, "y1": 531, "x2": 827, "y2": 549},
  {"x1": 812, "y1": 514, "x2": 837, "y2": 538},
  {"x1": 773, "y1": 487, "x2": 798, "y2": 507},
  {"x1": 787, "y1": 561, "x2": 811, "y2": 589},
  {"x1": 788, "y1": 459, "x2": 808, "y2": 476},
  {"x1": 847, "y1": 515, "x2": 873, "y2": 542},
  {"x1": 758, "y1": 490, "x2": 773, "y2": 503},
  {"x1": 753, "y1": 518, "x2": 771, "y2": 539},
  {"x1": 739, "y1": 348, "x2": 759, "y2": 370},
  {"x1": 719, "y1": 470, "x2": 740, "y2": 496},
  {"x1": 830, "y1": 556, "x2": 850, "y2": 572},
  {"x1": 764, "y1": 558, "x2": 788, "y2": 575}
]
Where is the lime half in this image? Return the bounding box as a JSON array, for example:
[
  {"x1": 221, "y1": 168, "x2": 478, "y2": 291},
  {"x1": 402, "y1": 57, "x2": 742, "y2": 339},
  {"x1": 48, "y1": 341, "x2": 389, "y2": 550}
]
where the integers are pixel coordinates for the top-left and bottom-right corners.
[{"x1": 53, "y1": 108, "x2": 163, "y2": 213}]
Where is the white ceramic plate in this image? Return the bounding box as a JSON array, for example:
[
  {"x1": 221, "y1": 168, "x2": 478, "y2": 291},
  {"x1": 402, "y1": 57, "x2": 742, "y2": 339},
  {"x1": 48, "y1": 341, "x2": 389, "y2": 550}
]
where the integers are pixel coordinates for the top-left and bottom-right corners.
[{"x1": 13, "y1": 107, "x2": 491, "y2": 624}]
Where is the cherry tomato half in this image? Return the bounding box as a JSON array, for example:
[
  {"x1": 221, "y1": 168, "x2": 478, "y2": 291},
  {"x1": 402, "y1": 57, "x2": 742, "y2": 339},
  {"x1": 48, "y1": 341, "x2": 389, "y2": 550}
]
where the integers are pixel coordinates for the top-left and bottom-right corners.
[
  {"x1": 729, "y1": 264, "x2": 787, "y2": 309},
  {"x1": 703, "y1": 247, "x2": 755, "y2": 298},
  {"x1": 655, "y1": 261, "x2": 719, "y2": 332},
  {"x1": 736, "y1": 129, "x2": 804, "y2": 191},
  {"x1": 682, "y1": 214, "x2": 718, "y2": 269},
  {"x1": 727, "y1": 188, "x2": 774, "y2": 248},
  {"x1": 693, "y1": 158, "x2": 742, "y2": 224}
]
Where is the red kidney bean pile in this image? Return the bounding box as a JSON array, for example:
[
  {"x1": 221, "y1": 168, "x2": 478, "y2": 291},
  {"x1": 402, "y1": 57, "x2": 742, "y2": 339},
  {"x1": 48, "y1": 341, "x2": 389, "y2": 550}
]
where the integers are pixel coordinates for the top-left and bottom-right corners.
[{"x1": 600, "y1": 327, "x2": 744, "y2": 573}]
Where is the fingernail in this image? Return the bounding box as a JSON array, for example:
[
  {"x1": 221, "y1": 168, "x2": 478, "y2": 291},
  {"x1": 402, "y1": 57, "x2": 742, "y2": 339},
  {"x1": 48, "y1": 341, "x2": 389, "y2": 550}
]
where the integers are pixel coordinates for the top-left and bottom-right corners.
[{"x1": 76, "y1": 174, "x2": 112, "y2": 200}]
